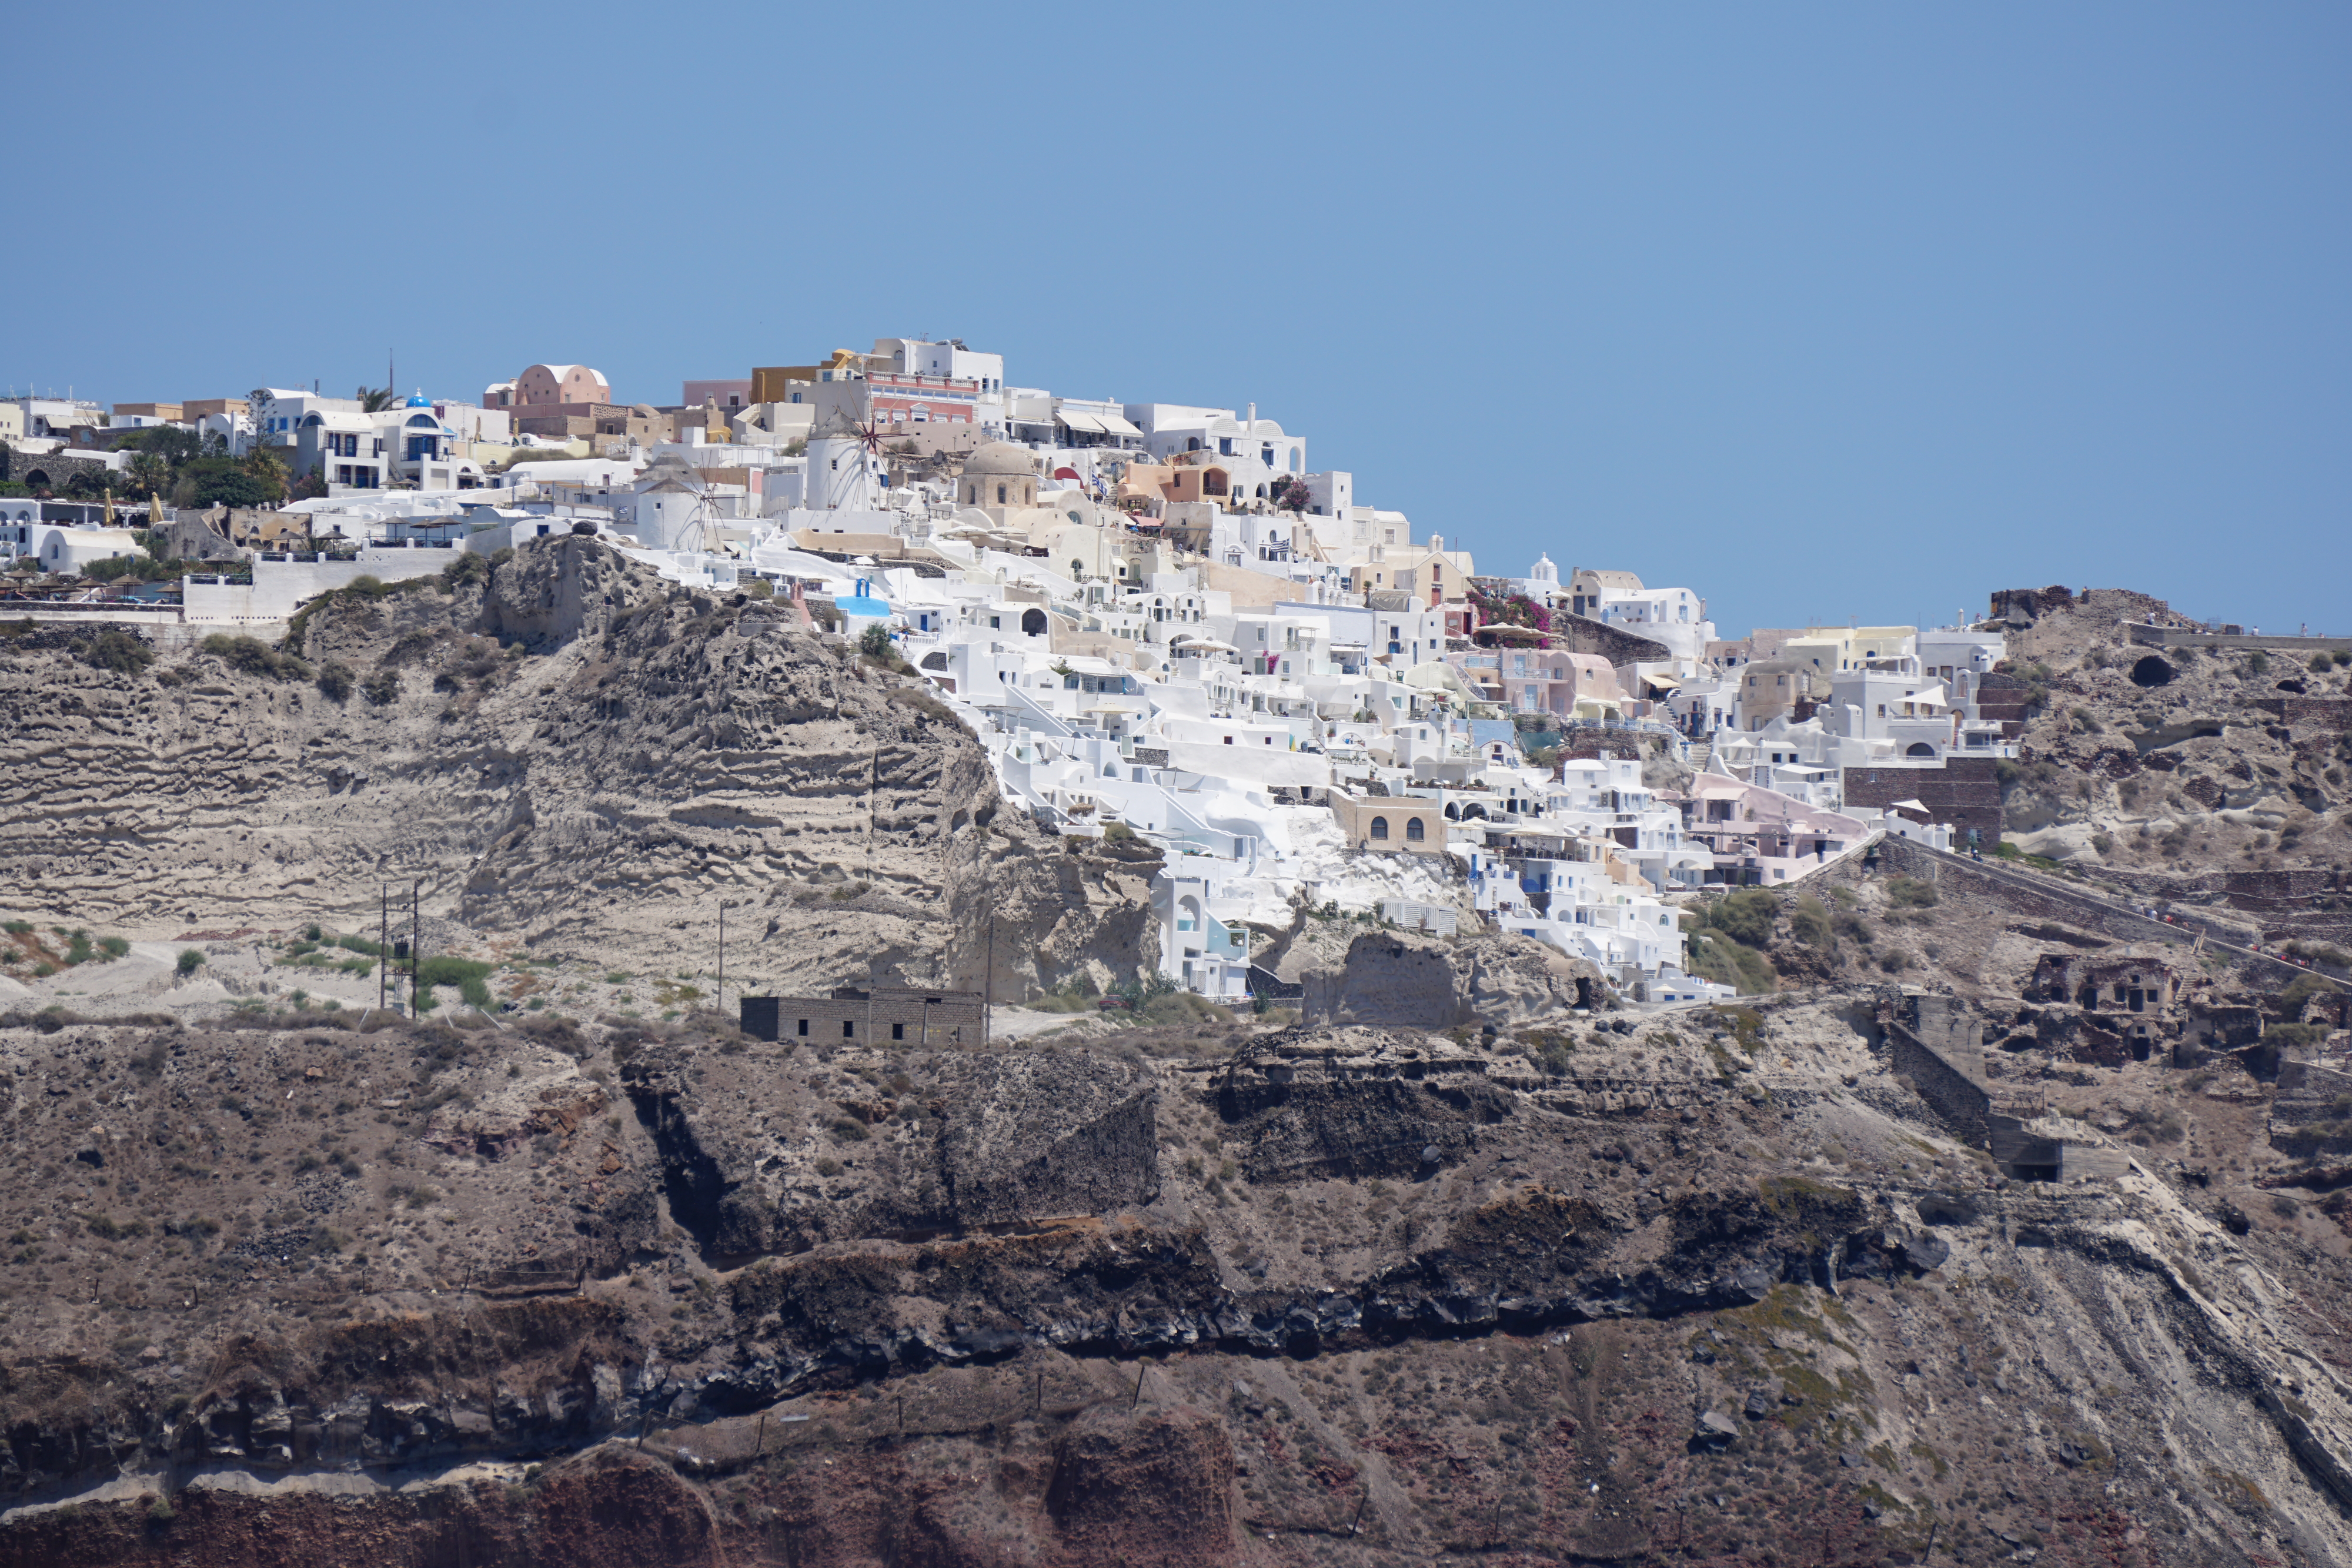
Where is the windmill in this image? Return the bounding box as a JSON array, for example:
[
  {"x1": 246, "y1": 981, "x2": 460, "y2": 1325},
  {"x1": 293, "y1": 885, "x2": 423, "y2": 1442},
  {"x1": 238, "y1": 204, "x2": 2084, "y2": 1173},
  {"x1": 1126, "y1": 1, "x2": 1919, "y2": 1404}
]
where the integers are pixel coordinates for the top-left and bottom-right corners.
[
  {"x1": 637, "y1": 455, "x2": 723, "y2": 554},
  {"x1": 806, "y1": 399, "x2": 889, "y2": 511}
]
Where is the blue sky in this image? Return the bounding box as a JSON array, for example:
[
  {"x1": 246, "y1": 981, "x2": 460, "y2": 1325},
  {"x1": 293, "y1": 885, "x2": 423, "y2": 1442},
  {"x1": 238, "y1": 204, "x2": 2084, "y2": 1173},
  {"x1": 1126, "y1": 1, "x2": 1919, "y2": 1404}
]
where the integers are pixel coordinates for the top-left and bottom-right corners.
[{"x1": 7, "y1": 4, "x2": 2346, "y2": 637}]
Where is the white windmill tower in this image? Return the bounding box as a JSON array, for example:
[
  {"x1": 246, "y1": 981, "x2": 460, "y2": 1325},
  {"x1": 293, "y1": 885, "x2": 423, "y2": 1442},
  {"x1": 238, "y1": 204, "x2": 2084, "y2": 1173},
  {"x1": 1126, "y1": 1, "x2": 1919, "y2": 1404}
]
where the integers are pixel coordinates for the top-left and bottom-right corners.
[
  {"x1": 633, "y1": 456, "x2": 724, "y2": 554},
  {"x1": 804, "y1": 402, "x2": 888, "y2": 513}
]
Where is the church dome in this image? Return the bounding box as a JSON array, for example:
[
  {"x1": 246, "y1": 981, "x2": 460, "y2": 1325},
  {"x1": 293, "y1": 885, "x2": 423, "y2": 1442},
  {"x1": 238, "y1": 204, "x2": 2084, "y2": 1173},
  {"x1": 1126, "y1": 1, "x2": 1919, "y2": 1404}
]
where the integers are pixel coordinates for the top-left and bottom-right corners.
[{"x1": 963, "y1": 442, "x2": 1037, "y2": 477}]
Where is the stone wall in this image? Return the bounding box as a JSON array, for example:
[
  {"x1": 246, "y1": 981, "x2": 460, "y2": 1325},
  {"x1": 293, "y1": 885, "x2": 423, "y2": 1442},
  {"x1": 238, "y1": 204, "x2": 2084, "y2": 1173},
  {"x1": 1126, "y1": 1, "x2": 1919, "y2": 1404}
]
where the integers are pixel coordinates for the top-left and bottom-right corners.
[
  {"x1": 2127, "y1": 625, "x2": 2352, "y2": 653},
  {"x1": 1878, "y1": 836, "x2": 2337, "y2": 993},
  {"x1": 1549, "y1": 611, "x2": 1671, "y2": 667},
  {"x1": 1842, "y1": 756, "x2": 2004, "y2": 842},
  {"x1": 1302, "y1": 931, "x2": 1597, "y2": 1028},
  {"x1": 151, "y1": 513, "x2": 247, "y2": 564},
  {"x1": 1882, "y1": 994, "x2": 1990, "y2": 1146},
  {"x1": 5, "y1": 448, "x2": 114, "y2": 489}
]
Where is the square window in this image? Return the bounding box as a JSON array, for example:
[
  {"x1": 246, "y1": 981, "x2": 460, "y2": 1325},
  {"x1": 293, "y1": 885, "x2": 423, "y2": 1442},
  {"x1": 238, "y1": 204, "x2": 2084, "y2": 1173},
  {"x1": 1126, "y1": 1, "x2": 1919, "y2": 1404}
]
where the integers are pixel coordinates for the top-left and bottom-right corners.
[{"x1": 891, "y1": 1022, "x2": 905, "y2": 1040}]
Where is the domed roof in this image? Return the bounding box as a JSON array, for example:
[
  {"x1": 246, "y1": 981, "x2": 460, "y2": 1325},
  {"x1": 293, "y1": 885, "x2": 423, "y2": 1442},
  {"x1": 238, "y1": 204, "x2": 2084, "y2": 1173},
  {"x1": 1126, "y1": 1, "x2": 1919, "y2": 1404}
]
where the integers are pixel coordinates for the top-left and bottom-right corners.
[
  {"x1": 963, "y1": 442, "x2": 1037, "y2": 477},
  {"x1": 405, "y1": 393, "x2": 432, "y2": 407}
]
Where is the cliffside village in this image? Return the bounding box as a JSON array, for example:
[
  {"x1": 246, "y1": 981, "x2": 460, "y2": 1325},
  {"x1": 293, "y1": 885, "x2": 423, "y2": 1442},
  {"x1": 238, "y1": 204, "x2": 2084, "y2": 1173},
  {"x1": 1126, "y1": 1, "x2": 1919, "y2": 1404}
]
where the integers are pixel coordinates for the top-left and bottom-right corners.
[{"x1": 4, "y1": 343, "x2": 2036, "y2": 1005}]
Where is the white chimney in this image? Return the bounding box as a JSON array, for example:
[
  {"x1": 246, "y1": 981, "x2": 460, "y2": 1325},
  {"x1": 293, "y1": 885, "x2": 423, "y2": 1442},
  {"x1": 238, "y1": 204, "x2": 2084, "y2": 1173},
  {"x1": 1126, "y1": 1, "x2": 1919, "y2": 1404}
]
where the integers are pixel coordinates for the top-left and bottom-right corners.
[{"x1": 1246, "y1": 402, "x2": 1256, "y2": 427}]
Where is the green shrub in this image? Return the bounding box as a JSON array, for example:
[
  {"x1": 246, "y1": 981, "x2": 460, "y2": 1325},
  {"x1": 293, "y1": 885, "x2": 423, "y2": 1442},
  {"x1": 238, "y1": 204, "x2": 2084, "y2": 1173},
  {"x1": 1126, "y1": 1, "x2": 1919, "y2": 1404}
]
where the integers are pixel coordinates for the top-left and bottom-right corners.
[
  {"x1": 414, "y1": 955, "x2": 494, "y2": 1009},
  {"x1": 1687, "y1": 928, "x2": 1775, "y2": 995},
  {"x1": 1709, "y1": 890, "x2": 1778, "y2": 948},
  {"x1": 1886, "y1": 876, "x2": 1939, "y2": 909},
  {"x1": 362, "y1": 668, "x2": 400, "y2": 705},
  {"x1": 1789, "y1": 895, "x2": 1835, "y2": 950},
  {"x1": 857, "y1": 623, "x2": 894, "y2": 658},
  {"x1": 2276, "y1": 972, "x2": 2337, "y2": 1022},
  {"x1": 98, "y1": 935, "x2": 129, "y2": 959},
  {"x1": 65, "y1": 931, "x2": 93, "y2": 965},
  {"x1": 79, "y1": 629, "x2": 155, "y2": 676},
  {"x1": 316, "y1": 662, "x2": 354, "y2": 703},
  {"x1": 199, "y1": 634, "x2": 309, "y2": 681},
  {"x1": 175, "y1": 949, "x2": 206, "y2": 976}
]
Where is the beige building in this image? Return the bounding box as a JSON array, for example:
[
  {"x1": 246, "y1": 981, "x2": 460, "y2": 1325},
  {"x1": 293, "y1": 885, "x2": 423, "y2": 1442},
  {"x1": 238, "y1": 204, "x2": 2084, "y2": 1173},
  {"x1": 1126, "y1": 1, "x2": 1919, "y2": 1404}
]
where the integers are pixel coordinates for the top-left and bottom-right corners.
[
  {"x1": 1330, "y1": 791, "x2": 1445, "y2": 854},
  {"x1": 958, "y1": 442, "x2": 1040, "y2": 519}
]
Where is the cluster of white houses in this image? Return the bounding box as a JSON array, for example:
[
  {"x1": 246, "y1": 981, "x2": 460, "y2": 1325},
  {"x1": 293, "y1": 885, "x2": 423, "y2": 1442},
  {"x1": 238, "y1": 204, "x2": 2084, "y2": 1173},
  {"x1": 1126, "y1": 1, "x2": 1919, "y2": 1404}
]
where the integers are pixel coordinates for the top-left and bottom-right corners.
[{"x1": 5, "y1": 339, "x2": 2022, "y2": 1005}]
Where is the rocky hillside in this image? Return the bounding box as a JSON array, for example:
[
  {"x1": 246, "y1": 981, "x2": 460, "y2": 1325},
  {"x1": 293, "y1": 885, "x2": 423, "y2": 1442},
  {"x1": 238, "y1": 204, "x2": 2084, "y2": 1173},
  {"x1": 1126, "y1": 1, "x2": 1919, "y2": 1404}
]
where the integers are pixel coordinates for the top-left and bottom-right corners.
[
  {"x1": 1, "y1": 572, "x2": 2349, "y2": 1566},
  {"x1": 0, "y1": 989, "x2": 2343, "y2": 1566},
  {"x1": 1986, "y1": 590, "x2": 2352, "y2": 920},
  {"x1": 0, "y1": 537, "x2": 1150, "y2": 1002}
]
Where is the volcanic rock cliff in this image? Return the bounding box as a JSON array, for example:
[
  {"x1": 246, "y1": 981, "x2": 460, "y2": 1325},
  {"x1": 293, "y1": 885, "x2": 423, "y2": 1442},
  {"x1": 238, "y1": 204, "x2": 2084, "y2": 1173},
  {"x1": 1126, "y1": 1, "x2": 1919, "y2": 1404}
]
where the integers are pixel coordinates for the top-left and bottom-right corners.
[{"x1": 0, "y1": 1002, "x2": 2344, "y2": 1566}]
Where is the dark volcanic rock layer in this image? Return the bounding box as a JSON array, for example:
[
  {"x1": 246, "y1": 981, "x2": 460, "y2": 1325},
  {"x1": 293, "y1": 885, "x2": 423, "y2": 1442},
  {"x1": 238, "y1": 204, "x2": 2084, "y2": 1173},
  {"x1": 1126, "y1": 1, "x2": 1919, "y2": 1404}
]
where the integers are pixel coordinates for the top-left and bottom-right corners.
[{"x1": 0, "y1": 1008, "x2": 2346, "y2": 1566}]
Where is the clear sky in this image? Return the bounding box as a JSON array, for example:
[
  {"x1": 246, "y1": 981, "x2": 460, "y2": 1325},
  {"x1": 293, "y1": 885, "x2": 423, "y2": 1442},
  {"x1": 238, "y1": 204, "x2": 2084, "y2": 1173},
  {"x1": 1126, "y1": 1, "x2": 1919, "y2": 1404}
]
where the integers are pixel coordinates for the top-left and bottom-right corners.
[{"x1": 8, "y1": 4, "x2": 2346, "y2": 637}]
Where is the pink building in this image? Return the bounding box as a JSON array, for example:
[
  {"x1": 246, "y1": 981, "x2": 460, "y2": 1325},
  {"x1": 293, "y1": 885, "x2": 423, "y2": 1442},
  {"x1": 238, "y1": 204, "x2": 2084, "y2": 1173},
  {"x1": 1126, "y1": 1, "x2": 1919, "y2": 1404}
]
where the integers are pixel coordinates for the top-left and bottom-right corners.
[
  {"x1": 683, "y1": 379, "x2": 754, "y2": 410},
  {"x1": 482, "y1": 364, "x2": 612, "y2": 412},
  {"x1": 1449, "y1": 648, "x2": 1626, "y2": 719}
]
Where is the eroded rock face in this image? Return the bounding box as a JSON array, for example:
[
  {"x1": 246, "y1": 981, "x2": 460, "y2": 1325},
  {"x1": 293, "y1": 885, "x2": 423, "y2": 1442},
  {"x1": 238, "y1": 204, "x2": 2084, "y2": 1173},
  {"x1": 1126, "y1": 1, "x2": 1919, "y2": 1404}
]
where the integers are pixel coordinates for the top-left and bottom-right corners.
[
  {"x1": 0, "y1": 537, "x2": 1151, "y2": 997},
  {"x1": 622, "y1": 1044, "x2": 1158, "y2": 1255},
  {"x1": 936, "y1": 1054, "x2": 1158, "y2": 1226},
  {"x1": 1045, "y1": 1405, "x2": 1236, "y2": 1567},
  {"x1": 1301, "y1": 931, "x2": 1598, "y2": 1028}
]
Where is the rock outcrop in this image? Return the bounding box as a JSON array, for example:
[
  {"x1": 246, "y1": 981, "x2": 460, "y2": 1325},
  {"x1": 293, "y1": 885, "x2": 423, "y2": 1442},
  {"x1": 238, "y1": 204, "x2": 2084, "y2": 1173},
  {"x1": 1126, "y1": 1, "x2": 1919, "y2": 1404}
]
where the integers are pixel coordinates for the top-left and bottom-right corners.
[
  {"x1": 0, "y1": 537, "x2": 1150, "y2": 997},
  {"x1": 1300, "y1": 929, "x2": 1599, "y2": 1027}
]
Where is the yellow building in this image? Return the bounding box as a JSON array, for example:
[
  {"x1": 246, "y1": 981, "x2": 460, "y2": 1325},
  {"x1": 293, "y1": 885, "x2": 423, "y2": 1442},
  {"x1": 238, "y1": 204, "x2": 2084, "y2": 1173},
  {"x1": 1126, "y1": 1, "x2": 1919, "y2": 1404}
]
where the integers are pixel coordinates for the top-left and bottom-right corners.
[{"x1": 1778, "y1": 624, "x2": 1916, "y2": 672}]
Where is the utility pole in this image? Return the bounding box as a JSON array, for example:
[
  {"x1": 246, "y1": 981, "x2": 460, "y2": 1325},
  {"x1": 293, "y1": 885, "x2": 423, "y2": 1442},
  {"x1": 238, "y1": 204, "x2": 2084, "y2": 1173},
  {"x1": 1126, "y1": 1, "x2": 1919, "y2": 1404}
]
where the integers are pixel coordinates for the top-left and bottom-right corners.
[
  {"x1": 410, "y1": 878, "x2": 421, "y2": 1017},
  {"x1": 983, "y1": 913, "x2": 995, "y2": 1044},
  {"x1": 377, "y1": 885, "x2": 387, "y2": 1014},
  {"x1": 717, "y1": 903, "x2": 725, "y2": 1022}
]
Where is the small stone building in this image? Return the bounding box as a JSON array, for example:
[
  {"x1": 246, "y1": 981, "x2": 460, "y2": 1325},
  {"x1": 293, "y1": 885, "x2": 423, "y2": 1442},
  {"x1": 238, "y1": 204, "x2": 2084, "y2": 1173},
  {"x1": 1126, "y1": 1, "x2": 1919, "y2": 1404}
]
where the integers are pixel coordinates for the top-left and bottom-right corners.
[{"x1": 741, "y1": 985, "x2": 984, "y2": 1047}]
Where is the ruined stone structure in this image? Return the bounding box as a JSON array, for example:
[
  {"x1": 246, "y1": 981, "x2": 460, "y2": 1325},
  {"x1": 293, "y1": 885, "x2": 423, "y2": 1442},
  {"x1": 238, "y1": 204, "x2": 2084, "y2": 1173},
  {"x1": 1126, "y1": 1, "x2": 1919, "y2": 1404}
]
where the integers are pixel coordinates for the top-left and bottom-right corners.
[{"x1": 1879, "y1": 991, "x2": 1990, "y2": 1146}]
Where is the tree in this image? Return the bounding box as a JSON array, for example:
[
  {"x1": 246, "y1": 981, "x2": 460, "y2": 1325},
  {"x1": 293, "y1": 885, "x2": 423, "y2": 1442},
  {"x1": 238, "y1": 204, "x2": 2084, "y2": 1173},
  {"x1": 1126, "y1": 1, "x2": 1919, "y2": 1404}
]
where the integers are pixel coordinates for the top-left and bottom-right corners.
[
  {"x1": 62, "y1": 469, "x2": 113, "y2": 502},
  {"x1": 356, "y1": 385, "x2": 396, "y2": 413},
  {"x1": 138, "y1": 425, "x2": 203, "y2": 467},
  {"x1": 174, "y1": 459, "x2": 273, "y2": 510},
  {"x1": 126, "y1": 449, "x2": 172, "y2": 501},
  {"x1": 1274, "y1": 474, "x2": 1312, "y2": 511},
  {"x1": 240, "y1": 442, "x2": 289, "y2": 503}
]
